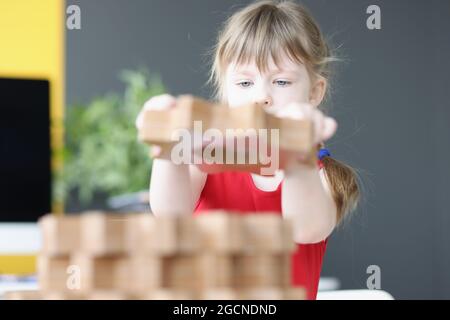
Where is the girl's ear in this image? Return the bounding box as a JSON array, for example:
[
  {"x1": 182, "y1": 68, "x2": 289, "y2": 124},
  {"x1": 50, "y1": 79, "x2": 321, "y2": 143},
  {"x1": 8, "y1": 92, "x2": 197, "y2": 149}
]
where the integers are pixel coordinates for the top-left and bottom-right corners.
[{"x1": 309, "y1": 76, "x2": 327, "y2": 108}]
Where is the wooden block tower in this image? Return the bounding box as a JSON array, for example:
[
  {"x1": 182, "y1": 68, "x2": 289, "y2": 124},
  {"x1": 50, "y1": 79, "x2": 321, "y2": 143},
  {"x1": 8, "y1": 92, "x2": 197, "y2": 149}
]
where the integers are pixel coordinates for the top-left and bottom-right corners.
[{"x1": 6, "y1": 211, "x2": 305, "y2": 300}]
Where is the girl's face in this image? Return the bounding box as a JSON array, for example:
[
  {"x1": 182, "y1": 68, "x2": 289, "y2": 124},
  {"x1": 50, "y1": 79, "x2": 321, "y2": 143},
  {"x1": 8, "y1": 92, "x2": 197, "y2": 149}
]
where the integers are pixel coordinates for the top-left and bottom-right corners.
[{"x1": 224, "y1": 54, "x2": 319, "y2": 110}]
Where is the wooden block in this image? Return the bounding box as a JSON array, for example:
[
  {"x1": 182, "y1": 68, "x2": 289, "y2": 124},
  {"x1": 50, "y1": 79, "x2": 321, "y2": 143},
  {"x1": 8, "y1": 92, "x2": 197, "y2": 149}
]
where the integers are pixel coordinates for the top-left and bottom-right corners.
[
  {"x1": 80, "y1": 211, "x2": 128, "y2": 256},
  {"x1": 178, "y1": 95, "x2": 223, "y2": 130},
  {"x1": 283, "y1": 287, "x2": 306, "y2": 300},
  {"x1": 194, "y1": 211, "x2": 242, "y2": 253},
  {"x1": 176, "y1": 215, "x2": 202, "y2": 253},
  {"x1": 138, "y1": 95, "x2": 316, "y2": 168},
  {"x1": 127, "y1": 255, "x2": 162, "y2": 294},
  {"x1": 126, "y1": 214, "x2": 177, "y2": 255},
  {"x1": 280, "y1": 253, "x2": 292, "y2": 288},
  {"x1": 236, "y1": 287, "x2": 284, "y2": 300},
  {"x1": 265, "y1": 114, "x2": 314, "y2": 153},
  {"x1": 138, "y1": 95, "x2": 313, "y2": 152},
  {"x1": 129, "y1": 212, "x2": 294, "y2": 254},
  {"x1": 138, "y1": 95, "x2": 197, "y2": 145},
  {"x1": 127, "y1": 214, "x2": 201, "y2": 255},
  {"x1": 70, "y1": 254, "x2": 127, "y2": 293},
  {"x1": 4, "y1": 290, "x2": 42, "y2": 300},
  {"x1": 41, "y1": 292, "x2": 85, "y2": 300},
  {"x1": 281, "y1": 218, "x2": 297, "y2": 253},
  {"x1": 162, "y1": 254, "x2": 232, "y2": 290},
  {"x1": 71, "y1": 254, "x2": 161, "y2": 295},
  {"x1": 233, "y1": 253, "x2": 291, "y2": 288},
  {"x1": 38, "y1": 214, "x2": 81, "y2": 256},
  {"x1": 202, "y1": 287, "x2": 304, "y2": 301},
  {"x1": 241, "y1": 213, "x2": 295, "y2": 253},
  {"x1": 37, "y1": 255, "x2": 71, "y2": 292},
  {"x1": 142, "y1": 289, "x2": 195, "y2": 300},
  {"x1": 179, "y1": 95, "x2": 268, "y2": 133},
  {"x1": 86, "y1": 291, "x2": 132, "y2": 300},
  {"x1": 199, "y1": 288, "x2": 238, "y2": 300}
]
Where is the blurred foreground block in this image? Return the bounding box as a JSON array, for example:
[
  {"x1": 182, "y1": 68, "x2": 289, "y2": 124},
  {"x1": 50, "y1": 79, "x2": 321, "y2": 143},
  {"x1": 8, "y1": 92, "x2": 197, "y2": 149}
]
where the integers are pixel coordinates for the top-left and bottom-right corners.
[{"x1": 7, "y1": 211, "x2": 305, "y2": 300}]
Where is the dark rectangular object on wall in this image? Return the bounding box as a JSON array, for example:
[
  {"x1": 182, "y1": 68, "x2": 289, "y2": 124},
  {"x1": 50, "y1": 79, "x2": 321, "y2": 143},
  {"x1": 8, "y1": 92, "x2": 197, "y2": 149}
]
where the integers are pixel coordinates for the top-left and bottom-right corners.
[{"x1": 0, "y1": 78, "x2": 51, "y2": 222}]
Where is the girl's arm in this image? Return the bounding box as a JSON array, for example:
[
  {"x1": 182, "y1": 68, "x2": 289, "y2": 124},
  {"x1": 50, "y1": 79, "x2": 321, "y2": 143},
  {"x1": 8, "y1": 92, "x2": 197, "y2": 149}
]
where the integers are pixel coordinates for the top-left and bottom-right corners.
[
  {"x1": 273, "y1": 101, "x2": 338, "y2": 244},
  {"x1": 149, "y1": 160, "x2": 207, "y2": 216},
  {"x1": 137, "y1": 94, "x2": 208, "y2": 216},
  {"x1": 282, "y1": 162, "x2": 337, "y2": 244}
]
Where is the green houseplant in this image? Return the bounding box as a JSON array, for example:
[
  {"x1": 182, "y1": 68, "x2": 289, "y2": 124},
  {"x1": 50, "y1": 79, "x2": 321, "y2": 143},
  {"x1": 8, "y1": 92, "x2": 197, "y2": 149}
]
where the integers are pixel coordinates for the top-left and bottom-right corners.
[{"x1": 56, "y1": 69, "x2": 166, "y2": 209}]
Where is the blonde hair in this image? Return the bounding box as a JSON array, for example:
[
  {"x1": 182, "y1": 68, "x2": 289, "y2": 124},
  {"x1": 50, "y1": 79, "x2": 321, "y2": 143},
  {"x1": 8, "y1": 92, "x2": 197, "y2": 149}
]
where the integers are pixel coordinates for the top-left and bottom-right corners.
[{"x1": 207, "y1": 0, "x2": 360, "y2": 225}]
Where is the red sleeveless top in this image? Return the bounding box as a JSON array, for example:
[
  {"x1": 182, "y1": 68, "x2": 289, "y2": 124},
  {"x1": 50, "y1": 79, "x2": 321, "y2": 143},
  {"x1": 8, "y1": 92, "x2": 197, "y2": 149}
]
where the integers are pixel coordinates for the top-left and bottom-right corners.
[{"x1": 194, "y1": 160, "x2": 327, "y2": 300}]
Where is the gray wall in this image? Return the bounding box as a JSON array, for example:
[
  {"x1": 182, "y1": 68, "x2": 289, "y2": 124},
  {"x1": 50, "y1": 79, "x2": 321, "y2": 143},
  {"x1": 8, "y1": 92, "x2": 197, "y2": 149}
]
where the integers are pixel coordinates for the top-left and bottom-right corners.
[{"x1": 66, "y1": 0, "x2": 450, "y2": 299}]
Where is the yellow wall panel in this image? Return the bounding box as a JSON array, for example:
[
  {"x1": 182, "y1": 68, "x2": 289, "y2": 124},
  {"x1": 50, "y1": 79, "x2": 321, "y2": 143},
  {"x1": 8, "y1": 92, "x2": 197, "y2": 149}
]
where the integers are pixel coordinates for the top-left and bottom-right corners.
[
  {"x1": 0, "y1": 255, "x2": 36, "y2": 275},
  {"x1": 0, "y1": 0, "x2": 65, "y2": 214},
  {"x1": 0, "y1": 0, "x2": 64, "y2": 274}
]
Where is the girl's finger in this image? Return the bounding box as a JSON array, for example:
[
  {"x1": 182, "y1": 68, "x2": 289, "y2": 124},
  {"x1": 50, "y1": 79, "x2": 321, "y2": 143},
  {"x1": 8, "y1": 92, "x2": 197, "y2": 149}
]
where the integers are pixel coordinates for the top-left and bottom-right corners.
[
  {"x1": 150, "y1": 145, "x2": 162, "y2": 158},
  {"x1": 312, "y1": 110, "x2": 324, "y2": 145},
  {"x1": 277, "y1": 102, "x2": 308, "y2": 119},
  {"x1": 265, "y1": 104, "x2": 284, "y2": 117},
  {"x1": 321, "y1": 117, "x2": 338, "y2": 141},
  {"x1": 135, "y1": 112, "x2": 143, "y2": 129},
  {"x1": 143, "y1": 94, "x2": 177, "y2": 110}
]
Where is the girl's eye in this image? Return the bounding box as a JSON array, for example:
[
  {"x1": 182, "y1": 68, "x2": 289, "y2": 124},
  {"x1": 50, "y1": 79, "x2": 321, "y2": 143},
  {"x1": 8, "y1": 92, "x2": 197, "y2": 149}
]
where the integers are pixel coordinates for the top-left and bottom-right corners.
[
  {"x1": 237, "y1": 81, "x2": 253, "y2": 88},
  {"x1": 274, "y1": 80, "x2": 291, "y2": 87}
]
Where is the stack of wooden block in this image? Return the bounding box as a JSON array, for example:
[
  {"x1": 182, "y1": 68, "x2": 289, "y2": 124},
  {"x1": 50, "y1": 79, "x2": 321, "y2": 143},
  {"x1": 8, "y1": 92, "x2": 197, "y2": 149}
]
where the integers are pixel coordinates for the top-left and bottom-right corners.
[
  {"x1": 137, "y1": 95, "x2": 317, "y2": 171},
  {"x1": 6, "y1": 211, "x2": 305, "y2": 300}
]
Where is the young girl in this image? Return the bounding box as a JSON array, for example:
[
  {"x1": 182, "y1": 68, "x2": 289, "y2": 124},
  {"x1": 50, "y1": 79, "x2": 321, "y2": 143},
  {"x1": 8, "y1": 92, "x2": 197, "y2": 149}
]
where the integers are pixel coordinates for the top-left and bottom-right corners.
[{"x1": 136, "y1": 0, "x2": 360, "y2": 300}]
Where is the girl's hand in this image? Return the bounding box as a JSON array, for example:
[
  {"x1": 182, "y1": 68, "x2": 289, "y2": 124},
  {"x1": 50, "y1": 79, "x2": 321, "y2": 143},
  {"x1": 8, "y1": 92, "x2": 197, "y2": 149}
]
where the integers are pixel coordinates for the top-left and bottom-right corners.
[
  {"x1": 136, "y1": 94, "x2": 177, "y2": 158},
  {"x1": 267, "y1": 102, "x2": 338, "y2": 163}
]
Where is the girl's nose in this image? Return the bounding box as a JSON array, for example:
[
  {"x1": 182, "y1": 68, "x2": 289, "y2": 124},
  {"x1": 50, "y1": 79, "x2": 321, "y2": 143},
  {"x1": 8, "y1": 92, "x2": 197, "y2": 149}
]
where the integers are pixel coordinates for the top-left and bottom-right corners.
[{"x1": 253, "y1": 95, "x2": 273, "y2": 107}]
